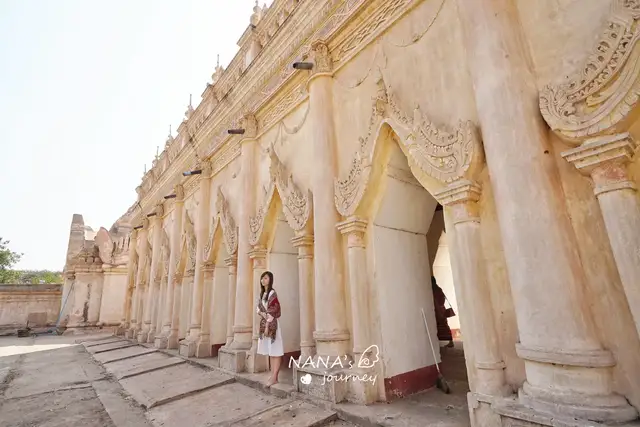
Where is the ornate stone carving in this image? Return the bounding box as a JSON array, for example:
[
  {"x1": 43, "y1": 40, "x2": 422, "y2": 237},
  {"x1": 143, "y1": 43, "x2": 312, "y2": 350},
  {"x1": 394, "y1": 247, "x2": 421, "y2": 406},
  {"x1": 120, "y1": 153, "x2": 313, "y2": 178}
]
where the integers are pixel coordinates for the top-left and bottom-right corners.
[
  {"x1": 311, "y1": 40, "x2": 333, "y2": 74},
  {"x1": 242, "y1": 113, "x2": 258, "y2": 139},
  {"x1": 161, "y1": 228, "x2": 170, "y2": 277},
  {"x1": 335, "y1": 73, "x2": 388, "y2": 216},
  {"x1": 335, "y1": 77, "x2": 482, "y2": 217},
  {"x1": 203, "y1": 216, "x2": 219, "y2": 262},
  {"x1": 175, "y1": 183, "x2": 185, "y2": 201},
  {"x1": 216, "y1": 187, "x2": 239, "y2": 255},
  {"x1": 269, "y1": 148, "x2": 313, "y2": 231},
  {"x1": 539, "y1": 0, "x2": 640, "y2": 143},
  {"x1": 183, "y1": 209, "x2": 197, "y2": 273},
  {"x1": 249, "y1": 182, "x2": 277, "y2": 246}
]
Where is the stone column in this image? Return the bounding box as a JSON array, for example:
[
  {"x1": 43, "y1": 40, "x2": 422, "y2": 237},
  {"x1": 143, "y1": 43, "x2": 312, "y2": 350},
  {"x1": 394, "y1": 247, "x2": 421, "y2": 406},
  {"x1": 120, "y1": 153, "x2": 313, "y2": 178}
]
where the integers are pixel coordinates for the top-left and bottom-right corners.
[
  {"x1": 195, "y1": 263, "x2": 215, "y2": 358},
  {"x1": 182, "y1": 162, "x2": 212, "y2": 357},
  {"x1": 129, "y1": 219, "x2": 149, "y2": 338},
  {"x1": 225, "y1": 256, "x2": 238, "y2": 346},
  {"x1": 87, "y1": 274, "x2": 104, "y2": 326},
  {"x1": 231, "y1": 114, "x2": 259, "y2": 349},
  {"x1": 563, "y1": 133, "x2": 640, "y2": 337},
  {"x1": 336, "y1": 218, "x2": 370, "y2": 360},
  {"x1": 139, "y1": 205, "x2": 164, "y2": 343},
  {"x1": 247, "y1": 246, "x2": 268, "y2": 373},
  {"x1": 291, "y1": 233, "x2": 315, "y2": 361},
  {"x1": 434, "y1": 181, "x2": 507, "y2": 397},
  {"x1": 117, "y1": 229, "x2": 137, "y2": 335},
  {"x1": 158, "y1": 185, "x2": 184, "y2": 349},
  {"x1": 308, "y1": 40, "x2": 349, "y2": 359},
  {"x1": 58, "y1": 271, "x2": 75, "y2": 329},
  {"x1": 457, "y1": 0, "x2": 637, "y2": 422}
]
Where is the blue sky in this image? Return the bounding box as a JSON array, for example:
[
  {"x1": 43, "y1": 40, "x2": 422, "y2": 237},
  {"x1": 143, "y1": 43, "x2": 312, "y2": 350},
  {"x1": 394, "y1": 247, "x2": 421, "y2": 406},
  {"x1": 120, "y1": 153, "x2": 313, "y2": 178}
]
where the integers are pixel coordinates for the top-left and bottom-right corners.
[{"x1": 0, "y1": 0, "x2": 271, "y2": 270}]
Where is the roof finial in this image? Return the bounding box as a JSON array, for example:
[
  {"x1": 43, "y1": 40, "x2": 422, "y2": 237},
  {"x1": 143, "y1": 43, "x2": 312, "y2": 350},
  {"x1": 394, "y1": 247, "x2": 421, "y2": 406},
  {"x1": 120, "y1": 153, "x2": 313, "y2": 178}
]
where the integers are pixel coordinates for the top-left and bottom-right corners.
[
  {"x1": 216, "y1": 54, "x2": 220, "y2": 68},
  {"x1": 144, "y1": 164, "x2": 147, "y2": 174},
  {"x1": 155, "y1": 146, "x2": 159, "y2": 159},
  {"x1": 189, "y1": 93, "x2": 192, "y2": 107}
]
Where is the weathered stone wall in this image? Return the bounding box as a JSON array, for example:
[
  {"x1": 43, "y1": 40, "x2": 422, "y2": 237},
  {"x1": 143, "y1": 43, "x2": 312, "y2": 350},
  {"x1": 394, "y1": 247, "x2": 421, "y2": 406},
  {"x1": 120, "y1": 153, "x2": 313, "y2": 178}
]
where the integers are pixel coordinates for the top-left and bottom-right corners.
[{"x1": 0, "y1": 284, "x2": 62, "y2": 332}]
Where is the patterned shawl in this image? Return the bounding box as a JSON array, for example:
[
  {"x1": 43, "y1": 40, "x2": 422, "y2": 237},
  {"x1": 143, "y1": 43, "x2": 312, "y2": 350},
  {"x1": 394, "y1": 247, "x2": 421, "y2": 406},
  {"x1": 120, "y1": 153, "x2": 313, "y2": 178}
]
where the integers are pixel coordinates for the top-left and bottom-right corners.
[{"x1": 258, "y1": 289, "x2": 281, "y2": 343}]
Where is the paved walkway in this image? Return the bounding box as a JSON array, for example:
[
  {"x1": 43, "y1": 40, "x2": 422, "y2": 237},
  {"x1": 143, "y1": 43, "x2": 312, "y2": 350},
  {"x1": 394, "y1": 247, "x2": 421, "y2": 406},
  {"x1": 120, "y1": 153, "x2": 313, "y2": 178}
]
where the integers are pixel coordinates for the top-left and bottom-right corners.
[{"x1": 0, "y1": 333, "x2": 470, "y2": 427}]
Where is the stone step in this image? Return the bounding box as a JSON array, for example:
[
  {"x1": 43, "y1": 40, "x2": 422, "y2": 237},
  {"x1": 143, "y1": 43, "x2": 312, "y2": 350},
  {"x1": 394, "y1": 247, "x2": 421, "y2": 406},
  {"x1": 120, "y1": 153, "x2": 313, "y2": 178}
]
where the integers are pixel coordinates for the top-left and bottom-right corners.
[
  {"x1": 119, "y1": 363, "x2": 234, "y2": 409},
  {"x1": 87, "y1": 341, "x2": 136, "y2": 354},
  {"x1": 232, "y1": 400, "x2": 338, "y2": 427},
  {"x1": 102, "y1": 351, "x2": 186, "y2": 379},
  {"x1": 94, "y1": 346, "x2": 157, "y2": 364},
  {"x1": 82, "y1": 337, "x2": 123, "y2": 348}
]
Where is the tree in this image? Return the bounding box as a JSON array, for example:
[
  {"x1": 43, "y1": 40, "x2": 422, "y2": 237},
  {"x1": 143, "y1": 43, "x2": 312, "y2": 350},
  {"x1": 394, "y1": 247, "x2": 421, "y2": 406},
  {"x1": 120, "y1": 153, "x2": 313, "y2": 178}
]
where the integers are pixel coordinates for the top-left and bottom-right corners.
[{"x1": 0, "y1": 237, "x2": 23, "y2": 283}]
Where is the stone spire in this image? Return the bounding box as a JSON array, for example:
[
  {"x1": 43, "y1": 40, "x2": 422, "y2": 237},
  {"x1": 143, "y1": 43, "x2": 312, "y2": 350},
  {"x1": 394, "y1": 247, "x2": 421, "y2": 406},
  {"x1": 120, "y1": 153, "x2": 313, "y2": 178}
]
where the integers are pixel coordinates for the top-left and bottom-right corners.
[
  {"x1": 212, "y1": 54, "x2": 224, "y2": 84},
  {"x1": 184, "y1": 94, "x2": 194, "y2": 119},
  {"x1": 165, "y1": 125, "x2": 174, "y2": 147},
  {"x1": 250, "y1": 0, "x2": 264, "y2": 27}
]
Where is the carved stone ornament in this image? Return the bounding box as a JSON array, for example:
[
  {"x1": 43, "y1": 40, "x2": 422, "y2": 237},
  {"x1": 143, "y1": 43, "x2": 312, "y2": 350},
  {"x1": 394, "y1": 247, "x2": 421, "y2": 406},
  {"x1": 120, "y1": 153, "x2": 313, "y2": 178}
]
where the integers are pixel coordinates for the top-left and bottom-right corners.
[
  {"x1": 311, "y1": 40, "x2": 333, "y2": 74},
  {"x1": 249, "y1": 149, "x2": 313, "y2": 245},
  {"x1": 334, "y1": 75, "x2": 482, "y2": 217},
  {"x1": 161, "y1": 228, "x2": 170, "y2": 277},
  {"x1": 174, "y1": 184, "x2": 185, "y2": 201},
  {"x1": 539, "y1": 0, "x2": 640, "y2": 143},
  {"x1": 215, "y1": 187, "x2": 239, "y2": 255},
  {"x1": 242, "y1": 113, "x2": 259, "y2": 139},
  {"x1": 183, "y1": 209, "x2": 197, "y2": 272}
]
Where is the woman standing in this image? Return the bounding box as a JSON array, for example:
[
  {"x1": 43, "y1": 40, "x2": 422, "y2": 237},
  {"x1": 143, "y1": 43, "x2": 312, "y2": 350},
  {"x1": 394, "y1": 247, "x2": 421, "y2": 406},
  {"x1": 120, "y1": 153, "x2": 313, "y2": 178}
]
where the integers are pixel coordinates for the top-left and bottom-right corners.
[{"x1": 256, "y1": 271, "x2": 284, "y2": 386}]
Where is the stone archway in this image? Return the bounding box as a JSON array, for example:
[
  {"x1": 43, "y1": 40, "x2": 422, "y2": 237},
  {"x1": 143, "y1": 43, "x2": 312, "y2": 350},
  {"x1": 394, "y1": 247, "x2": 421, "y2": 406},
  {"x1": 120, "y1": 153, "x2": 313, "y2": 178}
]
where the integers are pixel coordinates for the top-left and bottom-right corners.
[
  {"x1": 248, "y1": 148, "x2": 314, "y2": 373},
  {"x1": 332, "y1": 75, "x2": 512, "y2": 402}
]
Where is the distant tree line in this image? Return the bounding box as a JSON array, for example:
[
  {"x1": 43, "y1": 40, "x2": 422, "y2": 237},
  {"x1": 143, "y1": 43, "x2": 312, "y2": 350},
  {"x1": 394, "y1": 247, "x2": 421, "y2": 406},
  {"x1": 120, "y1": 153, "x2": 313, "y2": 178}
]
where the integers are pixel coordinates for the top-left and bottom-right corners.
[{"x1": 0, "y1": 237, "x2": 62, "y2": 284}]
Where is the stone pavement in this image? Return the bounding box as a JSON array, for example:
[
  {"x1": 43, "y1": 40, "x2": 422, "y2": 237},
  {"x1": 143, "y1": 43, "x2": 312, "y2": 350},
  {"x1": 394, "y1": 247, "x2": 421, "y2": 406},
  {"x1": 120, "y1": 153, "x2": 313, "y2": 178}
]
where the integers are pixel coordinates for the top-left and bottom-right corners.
[
  {"x1": 0, "y1": 333, "x2": 351, "y2": 427},
  {"x1": 0, "y1": 333, "x2": 470, "y2": 427}
]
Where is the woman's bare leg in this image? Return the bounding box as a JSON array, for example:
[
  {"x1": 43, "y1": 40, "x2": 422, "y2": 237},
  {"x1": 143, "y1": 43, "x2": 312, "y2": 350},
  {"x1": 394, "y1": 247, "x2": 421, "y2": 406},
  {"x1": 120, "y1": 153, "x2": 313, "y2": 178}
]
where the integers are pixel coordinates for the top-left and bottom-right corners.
[{"x1": 272, "y1": 356, "x2": 282, "y2": 383}]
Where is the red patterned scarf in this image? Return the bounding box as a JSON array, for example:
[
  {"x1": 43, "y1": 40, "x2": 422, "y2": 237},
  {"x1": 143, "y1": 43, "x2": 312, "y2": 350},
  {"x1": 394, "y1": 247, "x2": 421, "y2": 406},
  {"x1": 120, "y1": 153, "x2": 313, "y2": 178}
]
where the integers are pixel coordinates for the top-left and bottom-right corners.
[{"x1": 258, "y1": 290, "x2": 281, "y2": 343}]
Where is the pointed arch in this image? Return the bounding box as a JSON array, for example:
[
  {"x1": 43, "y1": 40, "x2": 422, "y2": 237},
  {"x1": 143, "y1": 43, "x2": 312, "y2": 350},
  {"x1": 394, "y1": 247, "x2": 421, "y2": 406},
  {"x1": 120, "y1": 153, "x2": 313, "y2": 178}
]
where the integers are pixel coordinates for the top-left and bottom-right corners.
[
  {"x1": 202, "y1": 187, "x2": 239, "y2": 263},
  {"x1": 334, "y1": 75, "x2": 484, "y2": 217},
  {"x1": 249, "y1": 148, "x2": 313, "y2": 247}
]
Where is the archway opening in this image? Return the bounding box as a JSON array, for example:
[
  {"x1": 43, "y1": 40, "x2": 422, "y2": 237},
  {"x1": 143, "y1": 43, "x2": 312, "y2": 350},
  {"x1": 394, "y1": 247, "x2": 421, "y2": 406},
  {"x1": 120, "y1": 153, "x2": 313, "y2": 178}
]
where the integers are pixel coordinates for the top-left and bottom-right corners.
[
  {"x1": 266, "y1": 211, "x2": 300, "y2": 385},
  {"x1": 369, "y1": 136, "x2": 467, "y2": 401},
  {"x1": 208, "y1": 230, "x2": 230, "y2": 357}
]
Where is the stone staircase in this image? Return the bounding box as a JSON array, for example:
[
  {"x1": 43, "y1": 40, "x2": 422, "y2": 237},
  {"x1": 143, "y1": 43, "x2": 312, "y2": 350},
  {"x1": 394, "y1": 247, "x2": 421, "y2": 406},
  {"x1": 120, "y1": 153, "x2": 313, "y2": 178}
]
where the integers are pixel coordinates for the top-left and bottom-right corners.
[{"x1": 80, "y1": 335, "x2": 350, "y2": 427}]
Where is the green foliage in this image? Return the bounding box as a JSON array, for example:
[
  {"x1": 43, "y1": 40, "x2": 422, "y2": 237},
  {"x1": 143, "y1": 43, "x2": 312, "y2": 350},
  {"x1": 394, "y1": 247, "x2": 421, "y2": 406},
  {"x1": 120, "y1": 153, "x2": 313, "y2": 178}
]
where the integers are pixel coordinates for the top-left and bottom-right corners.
[
  {"x1": 0, "y1": 237, "x2": 62, "y2": 284},
  {"x1": 0, "y1": 237, "x2": 23, "y2": 283}
]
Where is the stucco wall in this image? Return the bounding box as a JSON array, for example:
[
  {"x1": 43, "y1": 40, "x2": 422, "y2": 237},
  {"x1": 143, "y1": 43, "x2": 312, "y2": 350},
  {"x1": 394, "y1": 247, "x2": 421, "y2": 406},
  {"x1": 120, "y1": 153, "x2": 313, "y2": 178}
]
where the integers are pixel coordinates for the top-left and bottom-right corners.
[{"x1": 0, "y1": 284, "x2": 62, "y2": 331}]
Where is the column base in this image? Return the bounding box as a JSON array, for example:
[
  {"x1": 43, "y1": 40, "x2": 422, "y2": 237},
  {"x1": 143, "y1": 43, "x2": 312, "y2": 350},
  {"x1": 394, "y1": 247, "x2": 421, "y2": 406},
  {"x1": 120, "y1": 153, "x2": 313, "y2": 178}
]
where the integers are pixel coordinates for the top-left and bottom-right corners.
[
  {"x1": 137, "y1": 330, "x2": 150, "y2": 343},
  {"x1": 218, "y1": 347, "x2": 246, "y2": 373},
  {"x1": 125, "y1": 327, "x2": 137, "y2": 340},
  {"x1": 114, "y1": 323, "x2": 127, "y2": 336},
  {"x1": 519, "y1": 384, "x2": 638, "y2": 424},
  {"x1": 313, "y1": 330, "x2": 350, "y2": 360},
  {"x1": 246, "y1": 340, "x2": 268, "y2": 373},
  {"x1": 179, "y1": 337, "x2": 197, "y2": 357},
  {"x1": 195, "y1": 337, "x2": 211, "y2": 358},
  {"x1": 154, "y1": 335, "x2": 168, "y2": 349},
  {"x1": 167, "y1": 330, "x2": 180, "y2": 350},
  {"x1": 147, "y1": 327, "x2": 157, "y2": 343},
  {"x1": 293, "y1": 364, "x2": 348, "y2": 404}
]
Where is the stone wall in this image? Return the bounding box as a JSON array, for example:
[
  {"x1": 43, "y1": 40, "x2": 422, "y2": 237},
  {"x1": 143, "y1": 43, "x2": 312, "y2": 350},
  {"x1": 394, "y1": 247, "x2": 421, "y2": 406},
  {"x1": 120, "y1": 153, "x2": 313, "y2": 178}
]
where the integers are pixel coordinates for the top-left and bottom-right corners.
[{"x1": 0, "y1": 284, "x2": 62, "y2": 333}]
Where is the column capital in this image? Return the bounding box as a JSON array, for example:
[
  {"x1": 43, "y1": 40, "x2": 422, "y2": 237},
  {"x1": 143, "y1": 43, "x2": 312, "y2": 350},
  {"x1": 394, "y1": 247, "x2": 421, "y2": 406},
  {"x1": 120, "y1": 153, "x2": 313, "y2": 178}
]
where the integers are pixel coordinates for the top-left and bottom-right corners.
[
  {"x1": 141, "y1": 217, "x2": 150, "y2": 230},
  {"x1": 201, "y1": 160, "x2": 213, "y2": 179},
  {"x1": 154, "y1": 202, "x2": 165, "y2": 218},
  {"x1": 174, "y1": 184, "x2": 185, "y2": 202},
  {"x1": 307, "y1": 39, "x2": 333, "y2": 86},
  {"x1": 224, "y1": 255, "x2": 237, "y2": 268},
  {"x1": 337, "y1": 217, "x2": 367, "y2": 248},
  {"x1": 561, "y1": 133, "x2": 638, "y2": 196},
  {"x1": 240, "y1": 113, "x2": 258, "y2": 141},
  {"x1": 290, "y1": 233, "x2": 314, "y2": 248},
  {"x1": 130, "y1": 228, "x2": 138, "y2": 239},
  {"x1": 434, "y1": 180, "x2": 482, "y2": 224},
  {"x1": 249, "y1": 245, "x2": 268, "y2": 270}
]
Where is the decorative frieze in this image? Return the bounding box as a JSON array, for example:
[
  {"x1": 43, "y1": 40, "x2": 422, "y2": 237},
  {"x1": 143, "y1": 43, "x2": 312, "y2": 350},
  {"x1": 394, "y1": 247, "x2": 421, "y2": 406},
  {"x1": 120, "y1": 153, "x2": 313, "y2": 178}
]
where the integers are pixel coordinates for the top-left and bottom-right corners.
[{"x1": 539, "y1": 0, "x2": 640, "y2": 143}]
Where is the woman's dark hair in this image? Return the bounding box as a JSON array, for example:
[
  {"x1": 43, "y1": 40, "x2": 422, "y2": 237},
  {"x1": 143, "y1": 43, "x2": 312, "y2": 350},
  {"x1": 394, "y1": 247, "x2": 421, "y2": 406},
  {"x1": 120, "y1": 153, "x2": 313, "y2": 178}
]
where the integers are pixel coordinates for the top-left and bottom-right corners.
[
  {"x1": 260, "y1": 271, "x2": 274, "y2": 300},
  {"x1": 431, "y1": 276, "x2": 438, "y2": 291}
]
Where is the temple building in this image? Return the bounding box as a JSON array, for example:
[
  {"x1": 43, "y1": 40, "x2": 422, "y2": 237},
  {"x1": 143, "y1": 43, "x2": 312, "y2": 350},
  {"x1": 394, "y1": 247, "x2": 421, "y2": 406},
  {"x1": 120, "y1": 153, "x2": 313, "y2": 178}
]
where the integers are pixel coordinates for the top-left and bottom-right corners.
[{"x1": 60, "y1": 1, "x2": 640, "y2": 426}]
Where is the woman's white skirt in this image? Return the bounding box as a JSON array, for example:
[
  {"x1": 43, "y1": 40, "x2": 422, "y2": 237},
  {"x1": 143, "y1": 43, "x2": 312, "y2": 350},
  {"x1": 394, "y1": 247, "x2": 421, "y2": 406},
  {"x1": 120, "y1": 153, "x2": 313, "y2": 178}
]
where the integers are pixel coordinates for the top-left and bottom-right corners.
[{"x1": 257, "y1": 320, "x2": 284, "y2": 357}]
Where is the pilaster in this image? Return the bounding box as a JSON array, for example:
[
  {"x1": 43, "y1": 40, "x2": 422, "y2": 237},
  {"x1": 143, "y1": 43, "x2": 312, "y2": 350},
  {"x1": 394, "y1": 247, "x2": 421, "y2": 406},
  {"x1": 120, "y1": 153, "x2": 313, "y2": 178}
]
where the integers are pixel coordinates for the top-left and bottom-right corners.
[
  {"x1": 563, "y1": 133, "x2": 640, "y2": 338},
  {"x1": 291, "y1": 233, "x2": 316, "y2": 361},
  {"x1": 307, "y1": 39, "x2": 350, "y2": 360},
  {"x1": 247, "y1": 245, "x2": 268, "y2": 373}
]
